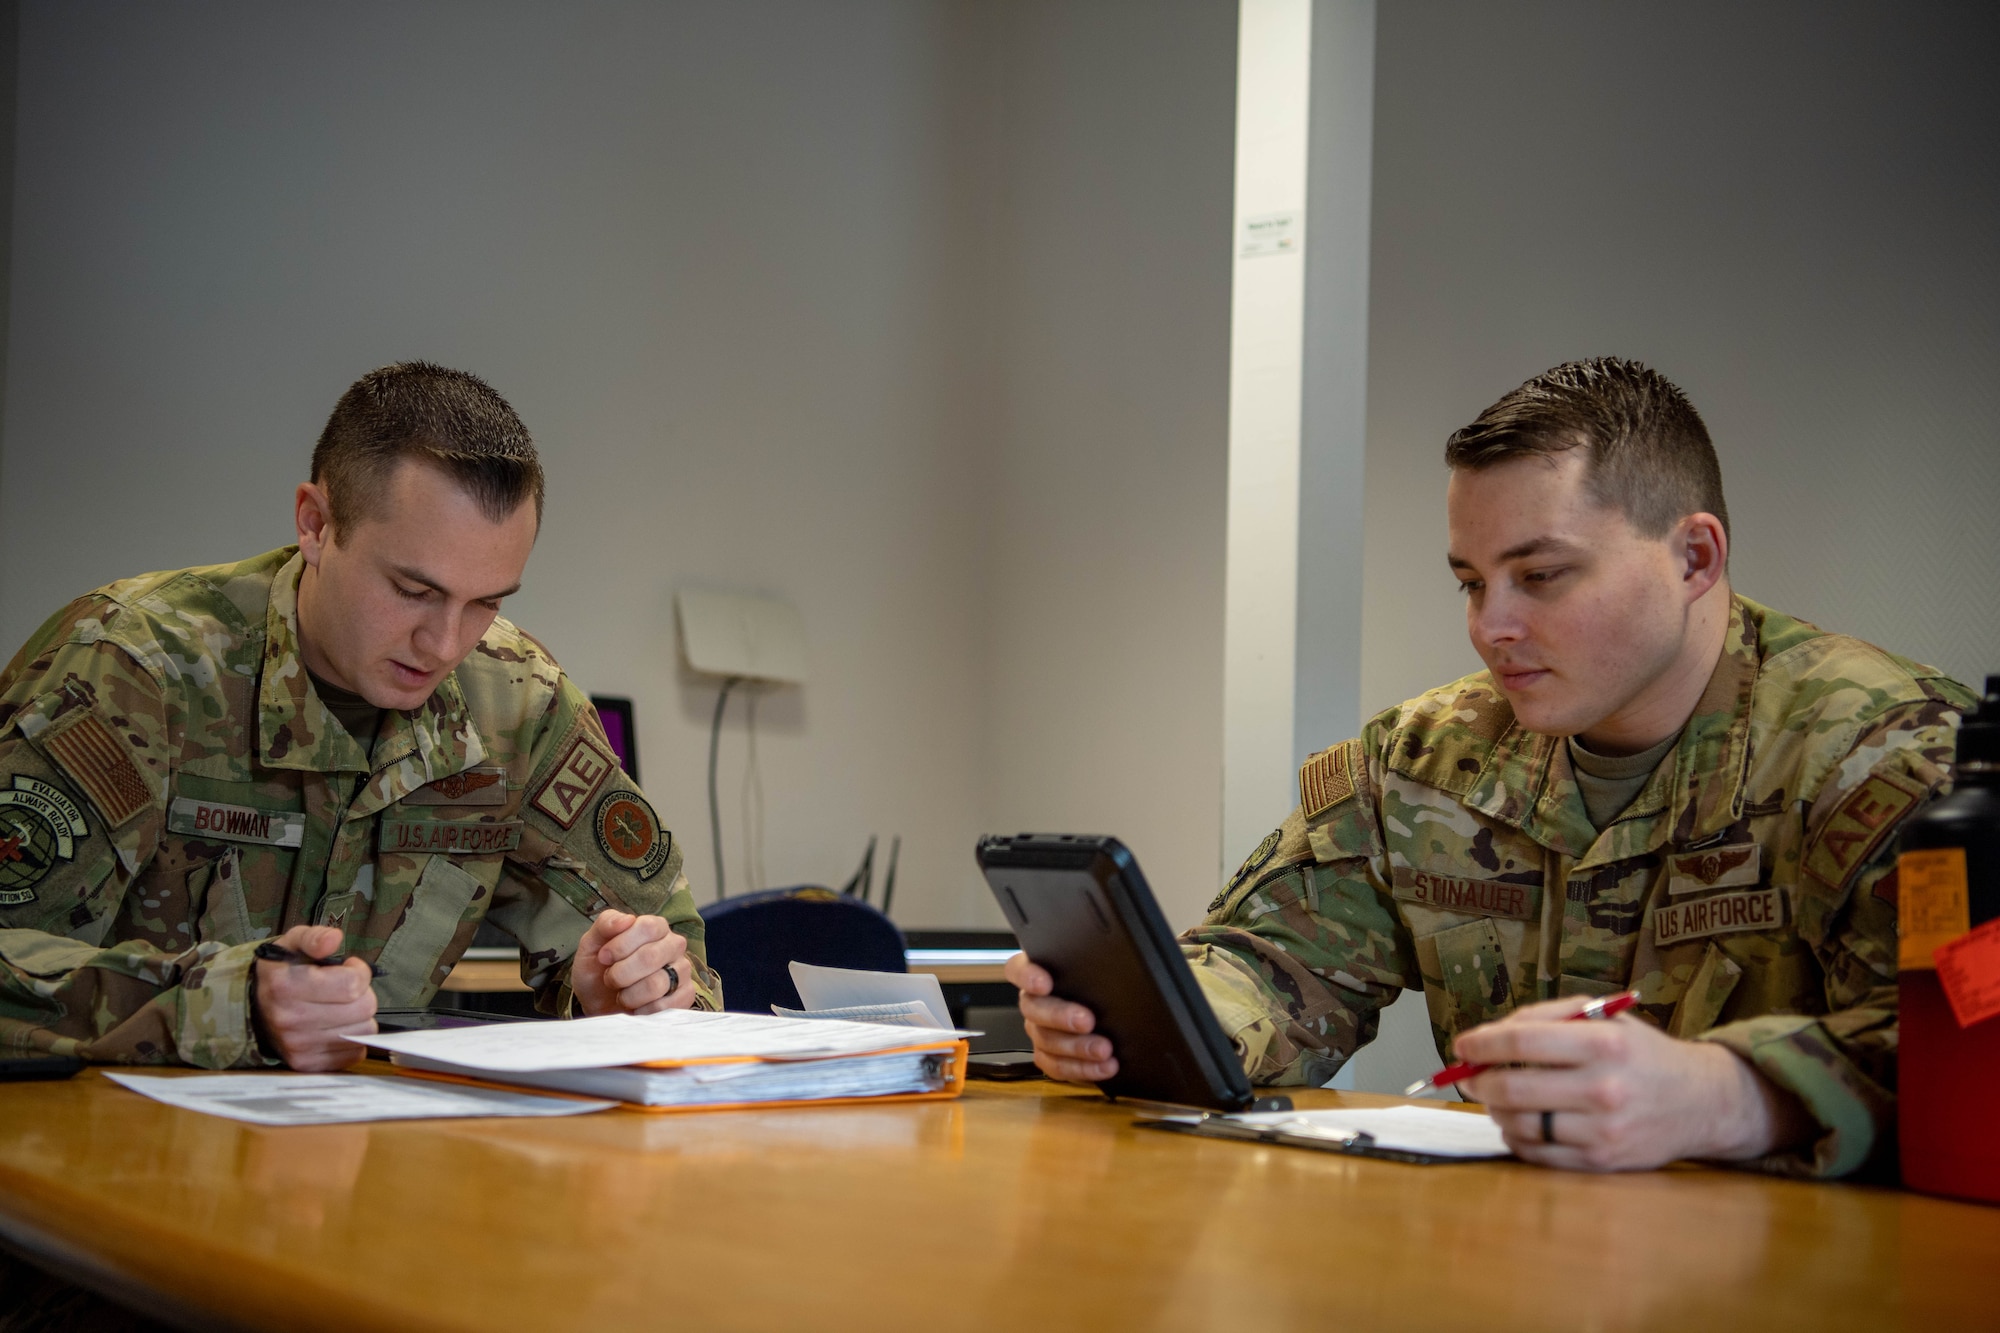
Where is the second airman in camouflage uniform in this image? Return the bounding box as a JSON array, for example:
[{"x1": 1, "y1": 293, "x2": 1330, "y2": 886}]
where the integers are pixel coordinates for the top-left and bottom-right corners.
[
  {"x1": 1013, "y1": 357, "x2": 1970, "y2": 1177},
  {"x1": 1186, "y1": 594, "x2": 1967, "y2": 1178},
  {"x1": 0, "y1": 363, "x2": 717, "y2": 1068}
]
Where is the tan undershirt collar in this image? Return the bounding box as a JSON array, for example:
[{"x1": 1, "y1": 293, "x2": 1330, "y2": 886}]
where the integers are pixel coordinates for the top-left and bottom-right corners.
[{"x1": 1567, "y1": 731, "x2": 1680, "y2": 831}]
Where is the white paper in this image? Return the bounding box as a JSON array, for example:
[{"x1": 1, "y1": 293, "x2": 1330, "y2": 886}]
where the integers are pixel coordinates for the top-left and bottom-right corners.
[
  {"x1": 1223, "y1": 1106, "x2": 1510, "y2": 1158},
  {"x1": 348, "y1": 1007, "x2": 972, "y2": 1074},
  {"x1": 788, "y1": 962, "x2": 952, "y2": 1029},
  {"x1": 771, "y1": 1000, "x2": 940, "y2": 1028},
  {"x1": 103, "y1": 1072, "x2": 613, "y2": 1126}
]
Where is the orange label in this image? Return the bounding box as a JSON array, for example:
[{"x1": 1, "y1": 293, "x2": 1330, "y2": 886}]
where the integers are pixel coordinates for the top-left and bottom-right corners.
[
  {"x1": 1898, "y1": 847, "x2": 1970, "y2": 970},
  {"x1": 1935, "y1": 917, "x2": 2000, "y2": 1028}
]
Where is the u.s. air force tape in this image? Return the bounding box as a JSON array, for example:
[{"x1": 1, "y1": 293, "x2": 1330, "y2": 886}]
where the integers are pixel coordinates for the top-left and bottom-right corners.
[
  {"x1": 378, "y1": 818, "x2": 524, "y2": 856},
  {"x1": 167, "y1": 797, "x2": 306, "y2": 848}
]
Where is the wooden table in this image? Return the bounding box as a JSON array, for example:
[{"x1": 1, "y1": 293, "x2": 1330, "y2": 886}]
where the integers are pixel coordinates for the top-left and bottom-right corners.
[{"x1": 0, "y1": 1070, "x2": 1992, "y2": 1332}]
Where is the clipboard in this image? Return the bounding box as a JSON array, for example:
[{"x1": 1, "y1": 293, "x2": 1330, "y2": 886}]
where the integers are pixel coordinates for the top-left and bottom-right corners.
[{"x1": 1135, "y1": 1109, "x2": 1506, "y2": 1166}]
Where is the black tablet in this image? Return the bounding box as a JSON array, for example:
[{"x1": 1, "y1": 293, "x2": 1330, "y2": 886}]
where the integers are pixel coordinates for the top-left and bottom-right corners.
[{"x1": 976, "y1": 833, "x2": 1255, "y2": 1112}]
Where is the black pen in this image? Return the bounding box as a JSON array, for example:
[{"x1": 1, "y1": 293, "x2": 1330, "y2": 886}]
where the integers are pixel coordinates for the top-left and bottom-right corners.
[{"x1": 253, "y1": 940, "x2": 387, "y2": 977}]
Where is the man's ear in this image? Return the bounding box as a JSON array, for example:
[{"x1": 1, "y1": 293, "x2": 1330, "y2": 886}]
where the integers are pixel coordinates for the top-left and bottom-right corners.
[
  {"x1": 296, "y1": 482, "x2": 336, "y2": 567},
  {"x1": 1678, "y1": 512, "x2": 1728, "y2": 601}
]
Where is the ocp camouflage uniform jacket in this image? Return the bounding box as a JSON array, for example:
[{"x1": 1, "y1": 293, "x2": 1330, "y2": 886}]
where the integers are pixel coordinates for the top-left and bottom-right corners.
[
  {"x1": 1186, "y1": 596, "x2": 1971, "y2": 1178},
  {"x1": 0, "y1": 548, "x2": 719, "y2": 1067}
]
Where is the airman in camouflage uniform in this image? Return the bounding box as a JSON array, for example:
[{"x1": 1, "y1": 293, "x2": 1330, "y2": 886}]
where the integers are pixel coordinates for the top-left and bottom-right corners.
[
  {"x1": 0, "y1": 364, "x2": 717, "y2": 1068},
  {"x1": 1186, "y1": 595, "x2": 1969, "y2": 1178},
  {"x1": 1012, "y1": 357, "x2": 1971, "y2": 1177},
  {"x1": 0, "y1": 546, "x2": 718, "y2": 1067}
]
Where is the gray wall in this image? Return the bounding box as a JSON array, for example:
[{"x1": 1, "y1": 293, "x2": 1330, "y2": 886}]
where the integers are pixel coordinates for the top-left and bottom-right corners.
[
  {"x1": 0, "y1": 0, "x2": 1236, "y2": 929},
  {"x1": 953, "y1": 2, "x2": 1236, "y2": 928},
  {"x1": 1362, "y1": 0, "x2": 2000, "y2": 718}
]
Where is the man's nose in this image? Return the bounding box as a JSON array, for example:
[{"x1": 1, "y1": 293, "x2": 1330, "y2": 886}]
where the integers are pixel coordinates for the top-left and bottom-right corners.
[
  {"x1": 412, "y1": 605, "x2": 459, "y2": 661},
  {"x1": 1468, "y1": 588, "x2": 1523, "y2": 649}
]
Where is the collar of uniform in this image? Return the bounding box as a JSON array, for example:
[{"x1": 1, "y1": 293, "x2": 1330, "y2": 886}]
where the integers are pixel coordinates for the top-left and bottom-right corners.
[
  {"x1": 255, "y1": 549, "x2": 490, "y2": 796},
  {"x1": 1664, "y1": 594, "x2": 1759, "y2": 843},
  {"x1": 1459, "y1": 724, "x2": 1596, "y2": 858},
  {"x1": 1455, "y1": 596, "x2": 1759, "y2": 861},
  {"x1": 258, "y1": 549, "x2": 372, "y2": 774},
  {"x1": 1566, "y1": 595, "x2": 1760, "y2": 867},
  {"x1": 345, "y1": 674, "x2": 487, "y2": 820}
]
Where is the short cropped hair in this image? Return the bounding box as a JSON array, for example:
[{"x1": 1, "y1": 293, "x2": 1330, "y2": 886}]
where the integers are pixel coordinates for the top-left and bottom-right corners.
[
  {"x1": 1444, "y1": 358, "x2": 1728, "y2": 541},
  {"x1": 311, "y1": 362, "x2": 544, "y2": 533}
]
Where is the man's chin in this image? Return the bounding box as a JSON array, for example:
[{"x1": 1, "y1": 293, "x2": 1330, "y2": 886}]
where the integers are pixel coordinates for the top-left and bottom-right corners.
[
  {"x1": 367, "y1": 677, "x2": 438, "y2": 712},
  {"x1": 1495, "y1": 686, "x2": 1586, "y2": 737}
]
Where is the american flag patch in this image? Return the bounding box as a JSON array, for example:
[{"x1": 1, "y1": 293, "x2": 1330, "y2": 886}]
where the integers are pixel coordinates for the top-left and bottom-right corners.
[
  {"x1": 1300, "y1": 741, "x2": 1358, "y2": 819},
  {"x1": 40, "y1": 710, "x2": 153, "y2": 827}
]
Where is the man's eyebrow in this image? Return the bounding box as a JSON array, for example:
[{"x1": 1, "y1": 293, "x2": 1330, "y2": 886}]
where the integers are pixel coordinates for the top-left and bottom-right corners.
[
  {"x1": 1447, "y1": 537, "x2": 1586, "y2": 571},
  {"x1": 391, "y1": 565, "x2": 522, "y2": 602},
  {"x1": 1497, "y1": 536, "x2": 1585, "y2": 562}
]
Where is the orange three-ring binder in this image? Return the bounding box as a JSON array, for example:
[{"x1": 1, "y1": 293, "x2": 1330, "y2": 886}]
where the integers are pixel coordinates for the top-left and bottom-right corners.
[{"x1": 387, "y1": 1038, "x2": 969, "y2": 1114}]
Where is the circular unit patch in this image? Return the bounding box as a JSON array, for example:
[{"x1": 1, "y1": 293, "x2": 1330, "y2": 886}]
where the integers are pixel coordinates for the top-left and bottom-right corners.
[
  {"x1": 0, "y1": 778, "x2": 88, "y2": 906},
  {"x1": 593, "y1": 789, "x2": 671, "y2": 881}
]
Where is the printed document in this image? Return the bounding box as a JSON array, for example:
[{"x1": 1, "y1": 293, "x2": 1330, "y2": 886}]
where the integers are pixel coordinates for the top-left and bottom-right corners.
[
  {"x1": 786, "y1": 962, "x2": 953, "y2": 1028},
  {"x1": 104, "y1": 1072, "x2": 614, "y2": 1126}
]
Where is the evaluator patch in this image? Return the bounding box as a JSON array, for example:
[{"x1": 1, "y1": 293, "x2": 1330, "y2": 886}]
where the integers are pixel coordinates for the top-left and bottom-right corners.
[
  {"x1": 0, "y1": 776, "x2": 89, "y2": 904},
  {"x1": 531, "y1": 735, "x2": 617, "y2": 830},
  {"x1": 595, "y1": 790, "x2": 671, "y2": 880}
]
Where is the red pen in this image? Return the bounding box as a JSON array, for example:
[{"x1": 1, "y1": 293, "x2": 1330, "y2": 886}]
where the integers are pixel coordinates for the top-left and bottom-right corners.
[{"x1": 1400, "y1": 990, "x2": 1639, "y2": 1097}]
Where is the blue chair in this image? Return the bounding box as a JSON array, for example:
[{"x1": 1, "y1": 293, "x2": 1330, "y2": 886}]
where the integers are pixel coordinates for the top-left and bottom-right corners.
[{"x1": 701, "y1": 887, "x2": 907, "y2": 1014}]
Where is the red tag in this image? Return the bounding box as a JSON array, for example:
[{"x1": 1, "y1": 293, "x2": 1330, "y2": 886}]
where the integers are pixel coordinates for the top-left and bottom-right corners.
[{"x1": 1934, "y1": 917, "x2": 2000, "y2": 1029}]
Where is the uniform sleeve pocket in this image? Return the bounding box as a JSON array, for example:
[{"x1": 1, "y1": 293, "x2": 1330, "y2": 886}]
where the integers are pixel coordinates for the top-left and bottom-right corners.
[
  {"x1": 1426, "y1": 918, "x2": 1515, "y2": 1032},
  {"x1": 373, "y1": 856, "x2": 484, "y2": 1008}
]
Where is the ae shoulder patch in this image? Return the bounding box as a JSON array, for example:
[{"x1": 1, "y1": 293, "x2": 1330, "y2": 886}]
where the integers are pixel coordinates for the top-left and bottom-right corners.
[
  {"x1": 530, "y1": 734, "x2": 617, "y2": 830},
  {"x1": 1803, "y1": 769, "x2": 1927, "y2": 892},
  {"x1": 594, "y1": 790, "x2": 671, "y2": 881},
  {"x1": 1300, "y1": 740, "x2": 1360, "y2": 819}
]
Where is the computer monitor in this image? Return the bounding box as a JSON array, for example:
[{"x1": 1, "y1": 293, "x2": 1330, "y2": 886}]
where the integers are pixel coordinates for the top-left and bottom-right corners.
[{"x1": 590, "y1": 695, "x2": 638, "y2": 783}]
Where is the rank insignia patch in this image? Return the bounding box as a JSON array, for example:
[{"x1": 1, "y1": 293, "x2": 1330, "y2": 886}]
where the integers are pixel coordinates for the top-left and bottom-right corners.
[
  {"x1": 531, "y1": 736, "x2": 617, "y2": 830},
  {"x1": 594, "y1": 790, "x2": 671, "y2": 881},
  {"x1": 0, "y1": 777, "x2": 89, "y2": 905}
]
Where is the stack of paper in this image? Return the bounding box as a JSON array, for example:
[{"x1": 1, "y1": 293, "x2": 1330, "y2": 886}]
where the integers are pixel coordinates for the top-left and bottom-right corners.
[{"x1": 350, "y1": 1009, "x2": 974, "y2": 1112}]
